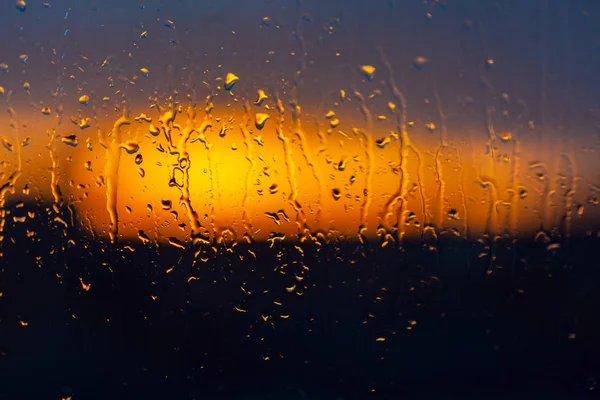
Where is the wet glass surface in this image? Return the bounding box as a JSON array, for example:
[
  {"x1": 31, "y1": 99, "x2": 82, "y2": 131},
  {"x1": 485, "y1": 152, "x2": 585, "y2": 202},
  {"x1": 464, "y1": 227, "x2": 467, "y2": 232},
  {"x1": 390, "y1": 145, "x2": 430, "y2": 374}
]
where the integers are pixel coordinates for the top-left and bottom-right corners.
[{"x1": 1, "y1": 0, "x2": 600, "y2": 398}]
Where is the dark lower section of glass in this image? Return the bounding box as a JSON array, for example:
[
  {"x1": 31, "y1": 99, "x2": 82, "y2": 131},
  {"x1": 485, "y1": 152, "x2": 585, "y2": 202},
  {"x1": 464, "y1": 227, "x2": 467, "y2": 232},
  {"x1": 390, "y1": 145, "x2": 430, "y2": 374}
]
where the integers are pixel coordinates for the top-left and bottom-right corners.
[{"x1": 0, "y1": 204, "x2": 599, "y2": 399}]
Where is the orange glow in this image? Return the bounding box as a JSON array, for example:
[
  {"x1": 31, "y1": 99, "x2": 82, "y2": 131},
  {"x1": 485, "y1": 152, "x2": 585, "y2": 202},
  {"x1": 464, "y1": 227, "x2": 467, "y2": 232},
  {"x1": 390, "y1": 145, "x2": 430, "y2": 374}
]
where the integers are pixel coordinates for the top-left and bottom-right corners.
[{"x1": 2, "y1": 89, "x2": 599, "y2": 245}]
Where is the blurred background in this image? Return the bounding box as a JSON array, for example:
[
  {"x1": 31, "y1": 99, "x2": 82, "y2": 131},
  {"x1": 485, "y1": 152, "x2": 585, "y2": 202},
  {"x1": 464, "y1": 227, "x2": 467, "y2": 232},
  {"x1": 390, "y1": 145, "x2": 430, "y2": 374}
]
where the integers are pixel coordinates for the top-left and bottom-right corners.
[{"x1": 1, "y1": 0, "x2": 600, "y2": 398}]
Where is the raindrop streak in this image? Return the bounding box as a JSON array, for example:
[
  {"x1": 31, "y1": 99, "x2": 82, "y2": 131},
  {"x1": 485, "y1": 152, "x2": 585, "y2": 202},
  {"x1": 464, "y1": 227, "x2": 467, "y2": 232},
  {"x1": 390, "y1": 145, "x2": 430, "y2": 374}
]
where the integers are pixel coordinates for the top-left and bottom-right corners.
[
  {"x1": 354, "y1": 89, "x2": 375, "y2": 242},
  {"x1": 101, "y1": 107, "x2": 131, "y2": 243},
  {"x1": 0, "y1": 107, "x2": 23, "y2": 258}
]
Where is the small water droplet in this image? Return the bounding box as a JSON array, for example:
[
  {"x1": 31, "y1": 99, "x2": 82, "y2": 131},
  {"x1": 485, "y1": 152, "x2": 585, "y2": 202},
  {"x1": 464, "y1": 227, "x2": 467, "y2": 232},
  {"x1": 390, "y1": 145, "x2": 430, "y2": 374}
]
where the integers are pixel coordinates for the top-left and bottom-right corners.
[
  {"x1": 120, "y1": 141, "x2": 139, "y2": 154},
  {"x1": 498, "y1": 132, "x2": 512, "y2": 142},
  {"x1": 0, "y1": 64, "x2": 9, "y2": 73},
  {"x1": 255, "y1": 89, "x2": 268, "y2": 105},
  {"x1": 485, "y1": 57, "x2": 495, "y2": 70},
  {"x1": 359, "y1": 65, "x2": 376, "y2": 81},
  {"x1": 224, "y1": 72, "x2": 239, "y2": 91},
  {"x1": 269, "y1": 184, "x2": 279, "y2": 194},
  {"x1": 140, "y1": 67, "x2": 149, "y2": 77},
  {"x1": 1, "y1": 137, "x2": 14, "y2": 152},
  {"x1": 448, "y1": 209, "x2": 458, "y2": 220},
  {"x1": 413, "y1": 56, "x2": 430, "y2": 70},
  {"x1": 79, "y1": 117, "x2": 91, "y2": 129},
  {"x1": 84, "y1": 161, "x2": 92, "y2": 171},
  {"x1": 161, "y1": 200, "x2": 172, "y2": 210},
  {"x1": 61, "y1": 135, "x2": 79, "y2": 147},
  {"x1": 78, "y1": 95, "x2": 89, "y2": 105},
  {"x1": 140, "y1": 31, "x2": 147, "y2": 39},
  {"x1": 519, "y1": 189, "x2": 528, "y2": 199},
  {"x1": 135, "y1": 154, "x2": 143, "y2": 165},
  {"x1": 424, "y1": 122, "x2": 436, "y2": 131},
  {"x1": 149, "y1": 124, "x2": 160, "y2": 136},
  {"x1": 15, "y1": 0, "x2": 26, "y2": 12},
  {"x1": 41, "y1": 107, "x2": 51, "y2": 115},
  {"x1": 255, "y1": 113, "x2": 269, "y2": 129},
  {"x1": 332, "y1": 188, "x2": 341, "y2": 200}
]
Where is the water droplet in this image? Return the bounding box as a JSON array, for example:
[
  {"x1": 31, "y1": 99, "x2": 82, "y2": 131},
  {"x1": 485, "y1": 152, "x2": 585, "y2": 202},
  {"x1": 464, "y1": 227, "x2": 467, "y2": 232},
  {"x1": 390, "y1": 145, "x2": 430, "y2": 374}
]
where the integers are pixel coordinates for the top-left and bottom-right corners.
[
  {"x1": 22, "y1": 82, "x2": 30, "y2": 91},
  {"x1": 359, "y1": 65, "x2": 376, "y2": 81},
  {"x1": 0, "y1": 86, "x2": 5, "y2": 96},
  {"x1": 224, "y1": 72, "x2": 239, "y2": 91},
  {"x1": 325, "y1": 110, "x2": 336, "y2": 119},
  {"x1": 375, "y1": 136, "x2": 391, "y2": 149},
  {"x1": 78, "y1": 95, "x2": 89, "y2": 105},
  {"x1": 269, "y1": 184, "x2": 279, "y2": 194},
  {"x1": 84, "y1": 161, "x2": 92, "y2": 171},
  {"x1": 61, "y1": 135, "x2": 79, "y2": 147},
  {"x1": 448, "y1": 209, "x2": 458, "y2": 220},
  {"x1": 499, "y1": 132, "x2": 512, "y2": 142},
  {"x1": 255, "y1": 89, "x2": 268, "y2": 105},
  {"x1": 41, "y1": 107, "x2": 51, "y2": 115},
  {"x1": 0, "y1": 64, "x2": 9, "y2": 73},
  {"x1": 140, "y1": 31, "x2": 147, "y2": 39},
  {"x1": 135, "y1": 154, "x2": 143, "y2": 165},
  {"x1": 79, "y1": 278, "x2": 91, "y2": 291},
  {"x1": 424, "y1": 122, "x2": 436, "y2": 131},
  {"x1": 329, "y1": 118, "x2": 340, "y2": 128},
  {"x1": 120, "y1": 141, "x2": 139, "y2": 154},
  {"x1": 255, "y1": 113, "x2": 269, "y2": 129},
  {"x1": 332, "y1": 188, "x2": 341, "y2": 200},
  {"x1": 413, "y1": 56, "x2": 430, "y2": 70},
  {"x1": 140, "y1": 67, "x2": 149, "y2": 77},
  {"x1": 16, "y1": 0, "x2": 26, "y2": 12},
  {"x1": 2, "y1": 137, "x2": 14, "y2": 152},
  {"x1": 149, "y1": 124, "x2": 160, "y2": 136},
  {"x1": 161, "y1": 200, "x2": 172, "y2": 210},
  {"x1": 79, "y1": 117, "x2": 91, "y2": 129},
  {"x1": 485, "y1": 57, "x2": 495, "y2": 70},
  {"x1": 519, "y1": 189, "x2": 528, "y2": 199},
  {"x1": 21, "y1": 137, "x2": 31, "y2": 147},
  {"x1": 285, "y1": 284, "x2": 297, "y2": 293}
]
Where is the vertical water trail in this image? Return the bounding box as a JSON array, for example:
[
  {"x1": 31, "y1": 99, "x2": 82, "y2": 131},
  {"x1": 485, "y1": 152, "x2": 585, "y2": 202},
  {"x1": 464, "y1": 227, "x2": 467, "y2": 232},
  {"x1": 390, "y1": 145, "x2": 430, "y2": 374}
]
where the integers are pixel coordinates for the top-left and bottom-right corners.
[
  {"x1": 291, "y1": 104, "x2": 324, "y2": 228},
  {"x1": 454, "y1": 147, "x2": 469, "y2": 239},
  {"x1": 432, "y1": 89, "x2": 448, "y2": 232},
  {"x1": 274, "y1": 95, "x2": 306, "y2": 238},
  {"x1": 353, "y1": 89, "x2": 374, "y2": 242},
  {"x1": 174, "y1": 104, "x2": 204, "y2": 238},
  {"x1": 100, "y1": 106, "x2": 131, "y2": 243},
  {"x1": 240, "y1": 102, "x2": 256, "y2": 238},
  {"x1": 377, "y1": 46, "x2": 408, "y2": 241},
  {"x1": 0, "y1": 104, "x2": 22, "y2": 258},
  {"x1": 561, "y1": 149, "x2": 577, "y2": 241},
  {"x1": 508, "y1": 134, "x2": 521, "y2": 236},
  {"x1": 477, "y1": 174, "x2": 499, "y2": 238}
]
